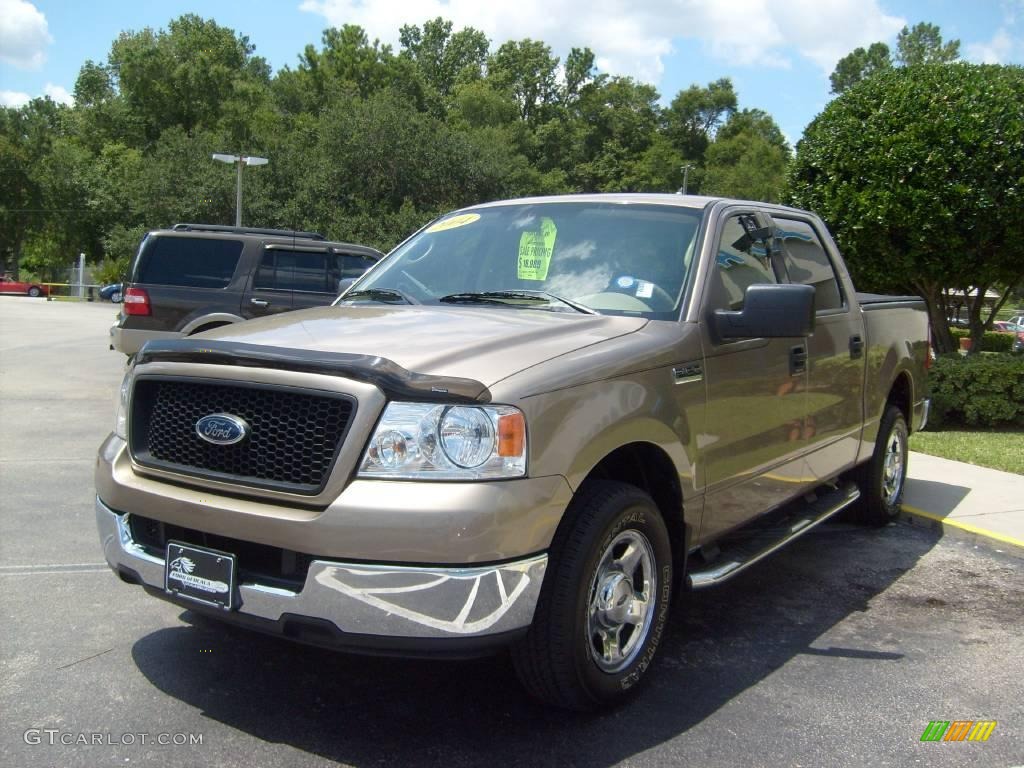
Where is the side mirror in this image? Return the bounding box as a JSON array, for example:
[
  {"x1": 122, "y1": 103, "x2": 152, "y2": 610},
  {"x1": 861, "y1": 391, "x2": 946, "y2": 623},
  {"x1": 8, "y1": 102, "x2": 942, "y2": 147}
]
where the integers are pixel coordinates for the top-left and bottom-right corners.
[
  {"x1": 336, "y1": 277, "x2": 358, "y2": 296},
  {"x1": 713, "y1": 283, "x2": 815, "y2": 339}
]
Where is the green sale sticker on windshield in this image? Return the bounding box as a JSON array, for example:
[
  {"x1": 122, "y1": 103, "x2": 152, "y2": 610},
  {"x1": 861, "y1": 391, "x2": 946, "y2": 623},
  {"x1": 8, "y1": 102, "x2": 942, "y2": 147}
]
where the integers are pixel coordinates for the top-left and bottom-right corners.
[{"x1": 518, "y1": 217, "x2": 557, "y2": 281}]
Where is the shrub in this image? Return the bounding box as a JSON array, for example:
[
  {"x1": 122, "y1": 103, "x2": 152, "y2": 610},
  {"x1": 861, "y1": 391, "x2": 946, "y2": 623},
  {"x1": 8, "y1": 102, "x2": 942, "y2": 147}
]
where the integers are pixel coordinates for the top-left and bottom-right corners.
[
  {"x1": 928, "y1": 354, "x2": 1024, "y2": 427},
  {"x1": 947, "y1": 327, "x2": 1016, "y2": 353}
]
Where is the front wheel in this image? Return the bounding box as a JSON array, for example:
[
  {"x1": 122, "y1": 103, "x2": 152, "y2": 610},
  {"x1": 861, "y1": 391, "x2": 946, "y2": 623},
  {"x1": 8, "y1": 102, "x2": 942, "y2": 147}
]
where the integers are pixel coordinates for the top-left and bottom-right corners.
[
  {"x1": 512, "y1": 481, "x2": 673, "y2": 710},
  {"x1": 110, "y1": 290, "x2": 122, "y2": 303},
  {"x1": 851, "y1": 404, "x2": 908, "y2": 525},
  {"x1": 27, "y1": 286, "x2": 41, "y2": 297}
]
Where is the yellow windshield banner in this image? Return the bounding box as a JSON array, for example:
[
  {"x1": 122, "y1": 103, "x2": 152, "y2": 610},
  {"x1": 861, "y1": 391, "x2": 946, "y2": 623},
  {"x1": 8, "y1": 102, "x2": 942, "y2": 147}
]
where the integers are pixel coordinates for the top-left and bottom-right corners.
[
  {"x1": 425, "y1": 213, "x2": 480, "y2": 233},
  {"x1": 517, "y1": 217, "x2": 557, "y2": 281}
]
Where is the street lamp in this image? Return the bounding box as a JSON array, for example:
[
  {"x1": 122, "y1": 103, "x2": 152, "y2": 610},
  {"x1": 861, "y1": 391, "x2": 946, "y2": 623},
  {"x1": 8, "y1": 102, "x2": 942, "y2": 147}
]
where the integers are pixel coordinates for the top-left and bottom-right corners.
[
  {"x1": 677, "y1": 163, "x2": 694, "y2": 195},
  {"x1": 212, "y1": 153, "x2": 269, "y2": 227}
]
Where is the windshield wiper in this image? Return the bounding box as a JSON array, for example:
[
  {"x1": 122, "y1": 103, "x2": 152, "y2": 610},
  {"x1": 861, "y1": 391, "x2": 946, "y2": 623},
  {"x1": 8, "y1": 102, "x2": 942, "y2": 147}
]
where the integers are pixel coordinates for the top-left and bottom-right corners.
[
  {"x1": 340, "y1": 288, "x2": 417, "y2": 305},
  {"x1": 439, "y1": 291, "x2": 595, "y2": 314}
]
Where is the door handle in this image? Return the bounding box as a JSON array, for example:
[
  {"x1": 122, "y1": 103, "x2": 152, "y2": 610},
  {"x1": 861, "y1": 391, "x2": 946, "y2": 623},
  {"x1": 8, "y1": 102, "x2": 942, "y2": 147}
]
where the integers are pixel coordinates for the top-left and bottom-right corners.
[
  {"x1": 849, "y1": 334, "x2": 864, "y2": 359},
  {"x1": 790, "y1": 345, "x2": 807, "y2": 376},
  {"x1": 250, "y1": 298, "x2": 269, "y2": 307}
]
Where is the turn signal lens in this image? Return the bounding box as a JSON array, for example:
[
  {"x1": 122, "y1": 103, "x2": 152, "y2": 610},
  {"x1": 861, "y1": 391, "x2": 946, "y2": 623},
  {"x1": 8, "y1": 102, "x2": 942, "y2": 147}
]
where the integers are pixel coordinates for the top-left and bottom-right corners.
[{"x1": 497, "y1": 412, "x2": 525, "y2": 457}]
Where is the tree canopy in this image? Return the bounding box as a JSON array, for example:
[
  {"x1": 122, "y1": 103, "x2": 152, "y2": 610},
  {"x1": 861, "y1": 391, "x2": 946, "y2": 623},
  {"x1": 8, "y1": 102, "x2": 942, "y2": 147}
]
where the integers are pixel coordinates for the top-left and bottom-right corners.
[
  {"x1": 789, "y1": 63, "x2": 1024, "y2": 353},
  {"x1": 829, "y1": 22, "x2": 961, "y2": 94},
  {"x1": 0, "y1": 14, "x2": 791, "y2": 282}
]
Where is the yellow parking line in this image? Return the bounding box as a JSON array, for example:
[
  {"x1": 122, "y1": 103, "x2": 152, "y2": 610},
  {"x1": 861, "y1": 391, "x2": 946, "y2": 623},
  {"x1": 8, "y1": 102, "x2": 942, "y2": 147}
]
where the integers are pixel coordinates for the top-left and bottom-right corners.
[{"x1": 902, "y1": 504, "x2": 1024, "y2": 549}]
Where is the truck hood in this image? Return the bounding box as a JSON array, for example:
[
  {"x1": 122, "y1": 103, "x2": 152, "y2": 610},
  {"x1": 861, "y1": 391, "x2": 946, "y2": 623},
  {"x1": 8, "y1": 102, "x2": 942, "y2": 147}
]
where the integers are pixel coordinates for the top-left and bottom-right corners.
[{"x1": 204, "y1": 305, "x2": 648, "y2": 388}]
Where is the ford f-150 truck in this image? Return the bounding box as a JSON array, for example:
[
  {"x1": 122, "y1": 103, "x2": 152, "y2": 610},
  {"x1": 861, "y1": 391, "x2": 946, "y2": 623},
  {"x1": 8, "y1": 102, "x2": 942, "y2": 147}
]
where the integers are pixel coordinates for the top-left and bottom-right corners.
[{"x1": 95, "y1": 194, "x2": 929, "y2": 710}]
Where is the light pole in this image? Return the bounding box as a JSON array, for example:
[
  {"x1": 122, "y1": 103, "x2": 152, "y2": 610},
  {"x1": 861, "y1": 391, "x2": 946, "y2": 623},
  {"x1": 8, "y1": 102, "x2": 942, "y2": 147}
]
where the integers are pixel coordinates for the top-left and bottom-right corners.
[
  {"x1": 212, "y1": 153, "x2": 269, "y2": 227},
  {"x1": 677, "y1": 163, "x2": 694, "y2": 195}
]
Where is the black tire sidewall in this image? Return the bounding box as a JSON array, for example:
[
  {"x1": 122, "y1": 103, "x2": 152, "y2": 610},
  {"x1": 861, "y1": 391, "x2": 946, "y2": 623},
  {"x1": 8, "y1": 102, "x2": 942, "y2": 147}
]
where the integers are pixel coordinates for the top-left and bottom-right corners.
[
  {"x1": 570, "y1": 492, "x2": 673, "y2": 702},
  {"x1": 872, "y1": 407, "x2": 908, "y2": 519},
  {"x1": 27, "y1": 286, "x2": 40, "y2": 297}
]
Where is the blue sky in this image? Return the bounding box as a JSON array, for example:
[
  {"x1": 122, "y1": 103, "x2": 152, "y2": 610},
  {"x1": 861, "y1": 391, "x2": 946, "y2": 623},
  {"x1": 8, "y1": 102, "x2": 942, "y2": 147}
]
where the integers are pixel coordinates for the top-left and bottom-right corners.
[{"x1": 2, "y1": 0, "x2": 1021, "y2": 145}]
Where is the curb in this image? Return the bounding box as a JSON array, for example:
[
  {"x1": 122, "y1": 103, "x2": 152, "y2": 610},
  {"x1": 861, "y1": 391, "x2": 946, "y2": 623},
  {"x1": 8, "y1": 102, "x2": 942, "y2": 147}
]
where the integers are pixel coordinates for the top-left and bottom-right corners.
[{"x1": 900, "y1": 503, "x2": 1024, "y2": 553}]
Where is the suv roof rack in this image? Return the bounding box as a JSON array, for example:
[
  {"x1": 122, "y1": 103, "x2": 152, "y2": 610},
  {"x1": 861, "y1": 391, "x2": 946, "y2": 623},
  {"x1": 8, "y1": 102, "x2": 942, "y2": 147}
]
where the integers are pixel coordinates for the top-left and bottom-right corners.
[{"x1": 171, "y1": 223, "x2": 326, "y2": 241}]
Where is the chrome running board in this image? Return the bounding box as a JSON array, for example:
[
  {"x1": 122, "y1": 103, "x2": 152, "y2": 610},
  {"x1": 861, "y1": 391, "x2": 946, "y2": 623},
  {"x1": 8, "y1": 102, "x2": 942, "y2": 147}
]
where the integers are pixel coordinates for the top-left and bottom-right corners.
[{"x1": 688, "y1": 482, "x2": 861, "y2": 590}]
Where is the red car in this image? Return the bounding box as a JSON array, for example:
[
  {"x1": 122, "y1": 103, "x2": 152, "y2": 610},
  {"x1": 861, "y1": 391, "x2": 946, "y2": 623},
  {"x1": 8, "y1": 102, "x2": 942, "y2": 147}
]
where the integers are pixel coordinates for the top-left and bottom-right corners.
[
  {"x1": 992, "y1": 320, "x2": 1024, "y2": 353},
  {"x1": 0, "y1": 275, "x2": 49, "y2": 297}
]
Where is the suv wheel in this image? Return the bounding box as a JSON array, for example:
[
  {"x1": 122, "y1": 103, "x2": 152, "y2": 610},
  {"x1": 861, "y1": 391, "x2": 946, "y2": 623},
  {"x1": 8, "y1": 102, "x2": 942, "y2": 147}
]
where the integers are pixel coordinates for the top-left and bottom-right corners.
[
  {"x1": 512, "y1": 480, "x2": 673, "y2": 710},
  {"x1": 851, "y1": 404, "x2": 908, "y2": 525}
]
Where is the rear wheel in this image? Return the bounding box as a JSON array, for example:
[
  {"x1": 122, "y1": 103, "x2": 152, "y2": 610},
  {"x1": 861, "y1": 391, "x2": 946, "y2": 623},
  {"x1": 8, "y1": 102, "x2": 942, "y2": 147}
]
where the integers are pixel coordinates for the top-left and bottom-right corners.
[
  {"x1": 851, "y1": 404, "x2": 908, "y2": 525},
  {"x1": 512, "y1": 480, "x2": 673, "y2": 710},
  {"x1": 27, "y1": 286, "x2": 41, "y2": 297}
]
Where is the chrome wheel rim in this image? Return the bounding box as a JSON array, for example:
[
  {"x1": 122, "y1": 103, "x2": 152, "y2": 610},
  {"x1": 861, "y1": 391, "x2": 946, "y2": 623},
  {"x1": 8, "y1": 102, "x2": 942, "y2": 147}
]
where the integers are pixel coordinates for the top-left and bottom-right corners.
[
  {"x1": 587, "y1": 529, "x2": 657, "y2": 673},
  {"x1": 881, "y1": 426, "x2": 906, "y2": 504}
]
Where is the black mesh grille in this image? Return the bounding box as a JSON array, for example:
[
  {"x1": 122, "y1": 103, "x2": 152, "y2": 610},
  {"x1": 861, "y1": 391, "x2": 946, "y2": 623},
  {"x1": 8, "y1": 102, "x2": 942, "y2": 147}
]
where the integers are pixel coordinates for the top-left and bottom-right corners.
[{"x1": 130, "y1": 378, "x2": 354, "y2": 494}]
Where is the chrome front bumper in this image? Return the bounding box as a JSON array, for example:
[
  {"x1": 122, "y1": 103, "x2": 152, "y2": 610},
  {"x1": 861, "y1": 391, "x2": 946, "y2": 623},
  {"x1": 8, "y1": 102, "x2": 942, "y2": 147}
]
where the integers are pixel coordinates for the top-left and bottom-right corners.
[{"x1": 96, "y1": 497, "x2": 546, "y2": 645}]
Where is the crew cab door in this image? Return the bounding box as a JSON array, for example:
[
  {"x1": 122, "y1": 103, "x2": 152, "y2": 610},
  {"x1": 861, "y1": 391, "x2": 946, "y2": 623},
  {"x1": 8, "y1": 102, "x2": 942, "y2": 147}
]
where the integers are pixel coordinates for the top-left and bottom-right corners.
[
  {"x1": 772, "y1": 215, "x2": 866, "y2": 480},
  {"x1": 697, "y1": 211, "x2": 812, "y2": 541}
]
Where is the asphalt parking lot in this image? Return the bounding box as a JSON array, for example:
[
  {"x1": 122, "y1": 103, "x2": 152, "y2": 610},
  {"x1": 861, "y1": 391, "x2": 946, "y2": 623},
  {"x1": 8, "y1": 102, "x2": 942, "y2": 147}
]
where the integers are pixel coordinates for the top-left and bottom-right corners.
[{"x1": 1, "y1": 298, "x2": 1022, "y2": 768}]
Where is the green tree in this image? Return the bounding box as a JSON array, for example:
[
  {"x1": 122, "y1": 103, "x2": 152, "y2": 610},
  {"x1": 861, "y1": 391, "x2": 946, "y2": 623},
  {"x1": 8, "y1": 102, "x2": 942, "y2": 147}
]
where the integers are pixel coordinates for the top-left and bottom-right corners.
[
  {"x1": 487, "y1": 39, "x2": 559, "y2": 125},
  {"x1": 896, "y1": 22, "x2": 960, "y2": 66},
  {"x1": 829, "y1": 22, "x2": 960, "y2": 94},
  {"x1": 829, "y1": 42, "x2": 892, "y2": 94},
  {"x1": 703, "y1": 109, "x2": 790, "y2": 201},
  {"x1": 788, "y1": 64, "x2": 1024, "y2": 354},
  {"x1": 108, "y1": 15, "x2": 268, "y2": 142},
  {"x1": 398, "y1": 17, "x2": 488, "y2": 98},
  {"x1": 662, "y1": 78, "x2": 737, "y2": 181}
]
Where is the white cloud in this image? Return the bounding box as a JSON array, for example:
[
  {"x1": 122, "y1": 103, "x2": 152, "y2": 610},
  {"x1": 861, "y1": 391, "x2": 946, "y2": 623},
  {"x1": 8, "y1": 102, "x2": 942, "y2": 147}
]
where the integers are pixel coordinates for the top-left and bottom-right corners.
[
  {"x1": 0, "y1": 84, "x2": 72, "y2": 107},
  {"x1": 966, "y1": 29, "x2": 1015, "y2": 63},
  {"x1": 43, "y1": 82, "x2": 72, "y2": 104},
  {"x1": 0, "y1": 89, "x2": 31, "y2": 106},
  {"x1": 299, "y1": 0, "x2": 905, "y2": 83},
  {"x1": 0, "y1": 0, "x2": 53, "y2": 70}
]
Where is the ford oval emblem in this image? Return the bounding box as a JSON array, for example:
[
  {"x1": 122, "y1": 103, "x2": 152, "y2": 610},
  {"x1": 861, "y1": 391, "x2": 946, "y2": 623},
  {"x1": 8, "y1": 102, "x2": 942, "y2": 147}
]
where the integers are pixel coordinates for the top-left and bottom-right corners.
[{"x1": 195, "y1": 413, "x2": 250, "y2": 445}]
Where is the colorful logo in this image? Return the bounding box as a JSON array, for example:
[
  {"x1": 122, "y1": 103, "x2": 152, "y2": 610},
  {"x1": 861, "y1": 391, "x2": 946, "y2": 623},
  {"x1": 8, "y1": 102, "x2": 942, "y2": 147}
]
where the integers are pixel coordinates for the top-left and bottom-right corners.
[{"x1": 920, "y1": 720, "x2": 997, "y2": 742}]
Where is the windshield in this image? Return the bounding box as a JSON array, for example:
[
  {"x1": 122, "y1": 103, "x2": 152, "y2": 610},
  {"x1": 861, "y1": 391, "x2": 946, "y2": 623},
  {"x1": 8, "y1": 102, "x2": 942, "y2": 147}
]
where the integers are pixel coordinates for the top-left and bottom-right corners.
[{"x1": 338, "y1": 202, "x2": 703, "y2": 320}]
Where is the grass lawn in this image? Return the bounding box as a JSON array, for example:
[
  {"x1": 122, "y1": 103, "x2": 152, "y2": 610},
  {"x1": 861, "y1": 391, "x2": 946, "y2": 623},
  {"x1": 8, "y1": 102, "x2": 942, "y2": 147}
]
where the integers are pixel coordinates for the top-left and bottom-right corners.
[{"x1": 910, "y1": 429, "x2": 1024, "y2": 475}]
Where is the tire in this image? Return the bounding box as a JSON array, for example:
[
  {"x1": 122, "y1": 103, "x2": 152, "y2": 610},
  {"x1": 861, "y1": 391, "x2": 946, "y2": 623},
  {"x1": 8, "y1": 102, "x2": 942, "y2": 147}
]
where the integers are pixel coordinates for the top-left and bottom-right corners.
[
  {"x1": 110, "y1": 290, "x2": 122, "y2": 303},
  {"x1": 851, "y1": 404, "x2": 908, "y2": 526},
  {"x1": 27, "y1": 286, "x2": 41, "y2": 298},
  {"x1": 512, "y1": 480, "x2": 673, "y2": 710}
]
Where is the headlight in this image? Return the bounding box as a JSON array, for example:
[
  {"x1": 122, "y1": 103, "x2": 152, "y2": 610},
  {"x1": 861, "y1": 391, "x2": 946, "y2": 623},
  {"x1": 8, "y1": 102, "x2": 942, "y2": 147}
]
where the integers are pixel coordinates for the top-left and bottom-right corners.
[
  {"x1": 113, "y1": 370, "x2": 131, "y2": 439},
  {"x1": 358, "y1": 402, "x2": 526, "y2": 480}
]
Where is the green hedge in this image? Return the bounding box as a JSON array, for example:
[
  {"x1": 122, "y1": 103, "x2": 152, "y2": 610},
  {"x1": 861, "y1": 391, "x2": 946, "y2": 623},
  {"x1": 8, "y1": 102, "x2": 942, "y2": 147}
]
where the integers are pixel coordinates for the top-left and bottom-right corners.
[
  {"x1": 948, "y1": 327, "x2": 1017, "y2": 353},
  {"x1": 928, "y1": 354, "x2": 1024, "y2": 427}
]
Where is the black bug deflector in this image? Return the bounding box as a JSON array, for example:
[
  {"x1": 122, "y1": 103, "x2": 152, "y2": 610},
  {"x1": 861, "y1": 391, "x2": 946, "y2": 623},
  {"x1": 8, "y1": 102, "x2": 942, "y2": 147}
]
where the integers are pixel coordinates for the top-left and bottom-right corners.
[{"x1": 134, "y1": 339, "x2": 492, "y2": 403}]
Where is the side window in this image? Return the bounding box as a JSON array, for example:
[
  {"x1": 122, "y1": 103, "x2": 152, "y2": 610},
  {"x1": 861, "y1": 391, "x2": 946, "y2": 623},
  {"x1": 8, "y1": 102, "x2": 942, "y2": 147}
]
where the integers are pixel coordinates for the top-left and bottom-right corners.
[
  {"x1": 337, "y1": 253, "x2": 377, "y2": 279},
  {"x1": 776, "y1": 219, "x2": 844, "y2": 312},
  {"x1": 254, "y1": 250, "x2": 332, "y2": 293},
  {"x1": 136, "y1": 237, "x2": 243, "y2": 288},
  {"x1": 706, "y1": 215, "x2": 779, "y2": 312},
  {"x1": 253, "y1": 251, "x2": 281, "y2": 291}
]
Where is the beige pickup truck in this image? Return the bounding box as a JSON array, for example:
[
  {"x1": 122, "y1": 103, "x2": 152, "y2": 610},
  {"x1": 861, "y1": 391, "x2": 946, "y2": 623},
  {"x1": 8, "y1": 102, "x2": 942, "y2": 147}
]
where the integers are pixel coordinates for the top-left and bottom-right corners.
[{"x1": 96, "y1": 194, "x2": 929, "y2": 709}]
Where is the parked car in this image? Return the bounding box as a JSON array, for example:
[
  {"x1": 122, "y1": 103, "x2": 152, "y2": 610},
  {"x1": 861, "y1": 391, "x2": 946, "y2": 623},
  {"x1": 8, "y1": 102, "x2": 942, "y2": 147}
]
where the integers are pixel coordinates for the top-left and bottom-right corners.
[
  {"x1": 109, "y1": 224, "x2": 383, "y2": 355},
  {"x1": 99, "y1": 283, "x2": 123, "y2": 303},
  {"x1": 96, "y1": 195, "x2": 929, "y2": 709},
  {"x1": 993, "y1": 320, "x2": 1024, "y2": 353},
  {"x1": 1007, "y1": 314, "x2": 1024, "y2": 327},
  {"x1": 0, "y1": 275, "x2": 49, "y2": 297}
]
